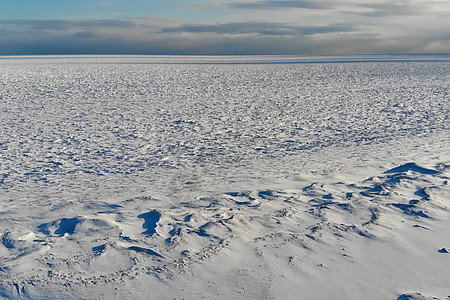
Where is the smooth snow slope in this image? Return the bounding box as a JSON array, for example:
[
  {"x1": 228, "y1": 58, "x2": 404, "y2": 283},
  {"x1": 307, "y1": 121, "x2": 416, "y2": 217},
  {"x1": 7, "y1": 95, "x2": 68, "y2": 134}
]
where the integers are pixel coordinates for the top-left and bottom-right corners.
[{"x1": 0, "y1": 55, "x2": 449, "y2": 299}]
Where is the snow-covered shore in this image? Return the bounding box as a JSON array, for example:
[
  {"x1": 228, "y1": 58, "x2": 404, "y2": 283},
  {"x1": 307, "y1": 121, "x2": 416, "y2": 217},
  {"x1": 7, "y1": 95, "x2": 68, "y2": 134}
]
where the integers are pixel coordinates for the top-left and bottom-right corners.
[{"x1": 0, "y1": 55, "x2": 449, "y2": 299}]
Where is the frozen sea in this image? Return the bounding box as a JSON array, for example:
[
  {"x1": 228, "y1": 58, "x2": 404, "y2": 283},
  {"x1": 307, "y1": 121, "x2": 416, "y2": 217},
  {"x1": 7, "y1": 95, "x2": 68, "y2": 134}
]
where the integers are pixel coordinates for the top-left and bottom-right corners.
[{"x1": 0, "y1": 55, "x2": 449, "y2": 299}]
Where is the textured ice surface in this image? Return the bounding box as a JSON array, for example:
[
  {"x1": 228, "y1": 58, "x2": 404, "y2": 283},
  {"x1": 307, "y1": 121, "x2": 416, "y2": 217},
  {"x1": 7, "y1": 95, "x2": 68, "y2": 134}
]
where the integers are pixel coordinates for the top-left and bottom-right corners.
[
  {"x1": 0, "y1": 55, "x2": 449, "y2": 299},
  {"x1": 1, "y1": 56, "x2": 449, "y2": 200}
]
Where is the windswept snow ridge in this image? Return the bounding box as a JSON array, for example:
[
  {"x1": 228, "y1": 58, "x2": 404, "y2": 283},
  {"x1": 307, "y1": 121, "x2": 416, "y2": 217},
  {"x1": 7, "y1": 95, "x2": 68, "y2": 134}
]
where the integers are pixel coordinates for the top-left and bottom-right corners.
[
  {"x1": 0, "y1": 161, "x2": 449, "y2": 299},
  {"x1": 0, "y1": 55, "x2": 449, "y2": 299}
]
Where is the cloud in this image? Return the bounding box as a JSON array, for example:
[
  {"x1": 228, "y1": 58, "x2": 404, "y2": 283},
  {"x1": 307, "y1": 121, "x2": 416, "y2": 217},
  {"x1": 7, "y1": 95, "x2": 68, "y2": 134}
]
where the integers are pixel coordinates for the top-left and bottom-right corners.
[
  {"x1": 160, "y1": 22, "x2": 354, "y2": 36},
  {"x1": 191, "y1": 0, "x2": 331, "y2": 10},
  {"x1": 362, "y1": 2, "x2": 423, "y2": 17},
  {"x1": 301, "y1": 24, "x2": 354, "y2": 35},
  {"x1": 192, "y1": 0, "x2": 446, "y2": 18},
  {"x1": 0, "y1": 19, "x2": 136, "y2": 31},
  {"x1": 0, "y1": 18, "x2": 356, "y2": 55},
  {"x1": 228, "y1": 0, "x2": 325, "y2": 10}
]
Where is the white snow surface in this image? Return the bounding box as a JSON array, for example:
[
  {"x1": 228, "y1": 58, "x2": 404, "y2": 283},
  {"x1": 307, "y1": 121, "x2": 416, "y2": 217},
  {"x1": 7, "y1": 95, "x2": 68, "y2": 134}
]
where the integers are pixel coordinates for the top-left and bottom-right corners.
[{"x1": 0, "y1": 55, "x2": 449, "y2": 299}]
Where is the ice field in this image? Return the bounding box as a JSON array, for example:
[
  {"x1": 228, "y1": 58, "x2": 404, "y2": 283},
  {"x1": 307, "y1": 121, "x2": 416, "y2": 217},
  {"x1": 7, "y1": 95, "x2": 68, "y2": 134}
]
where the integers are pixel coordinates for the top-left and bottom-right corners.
[{"x1": 0, "y1": 55, "x2": 449, "y2": 299}]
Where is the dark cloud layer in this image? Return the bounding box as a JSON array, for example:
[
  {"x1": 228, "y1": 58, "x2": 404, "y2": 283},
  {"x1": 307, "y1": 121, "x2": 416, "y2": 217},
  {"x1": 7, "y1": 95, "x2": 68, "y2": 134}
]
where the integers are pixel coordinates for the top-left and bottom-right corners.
[
  {"x1": 0, "y1": 33, "x2": 446, "y2": 56},
  {"x1": 0, "y1": 19, "x2": 136, "y2": 31},
  {"x1": 190, "y1": 0, "x2": 330, "y2": 10},
  {"x1": 228, "y1": 0, "x2": 325, "y2": 10},
  {"x1": 197, "y1": 0, "x2": 435, "y2": 17},
  {"x1": 362, "y1": 3, "x2": 422, "y2": 17},
  {"x1": 160, "y1": 22, "x2": 353, "y2": 36}
]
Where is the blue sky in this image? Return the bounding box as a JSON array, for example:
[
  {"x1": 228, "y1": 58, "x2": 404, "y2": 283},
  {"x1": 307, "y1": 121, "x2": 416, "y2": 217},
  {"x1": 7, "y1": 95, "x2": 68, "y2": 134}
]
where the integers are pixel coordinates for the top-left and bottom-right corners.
[
  {"x1": 1, "y1": 0, "x2": 450, "y2": 55},
  {"x1": 0, "y1": 0, "x2": 219, "y2": 20}
]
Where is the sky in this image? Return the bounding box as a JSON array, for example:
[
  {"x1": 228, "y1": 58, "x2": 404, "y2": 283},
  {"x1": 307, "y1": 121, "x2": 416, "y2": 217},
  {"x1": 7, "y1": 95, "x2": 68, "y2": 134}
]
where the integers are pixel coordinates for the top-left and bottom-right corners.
[{"x1": 1, "y1": 0, "x2": 450, "y2": 55}]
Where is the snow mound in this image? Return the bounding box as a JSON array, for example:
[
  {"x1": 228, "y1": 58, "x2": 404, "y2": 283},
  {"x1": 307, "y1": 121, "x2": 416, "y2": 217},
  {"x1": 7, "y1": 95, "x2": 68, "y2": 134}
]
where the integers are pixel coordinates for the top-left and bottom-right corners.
[
  {"x1": 0, "y1": 162, "x2": 448, "y2": 299},
  {"x1": 384, "y1": 162, "x2": 439, "y2": 175}
]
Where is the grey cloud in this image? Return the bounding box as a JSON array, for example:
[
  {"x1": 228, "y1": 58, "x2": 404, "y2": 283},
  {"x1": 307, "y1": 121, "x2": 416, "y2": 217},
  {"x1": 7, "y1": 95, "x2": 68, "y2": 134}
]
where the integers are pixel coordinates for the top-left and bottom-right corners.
[
  {"x1": 362, "y1": 3, "x2": 423, "y2": 17},
  {"x1": 194, "y1": 0, "x2": 435, "y2": 18},
  {"x1": 192, "y1": 0, "x2": 356, "y2": 10},
  {"x1": 0, "y1": 21, "x2": 336, "y2": 55},
  {"x1": 2, "y1": 32, "x2": 446, "y2": 56},
  {"x1": 301, "y1": 24, "x2": 354, "y2": 35},
  {"x1": 0, "y1": 19, "x2": 136, "y2": 31},
  {"x1": 160, "y1": 22, "x2": 297, "y2": 35},
  {"x1": 228, "y1": 0, "x2": 325, "y2": 9},
  {"x1": 160, "y1": 22, "x2": 354, "y2": 36},
  {"x1": 71, "y1": 31, "x2": 98, "y2": 38}
]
